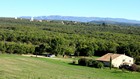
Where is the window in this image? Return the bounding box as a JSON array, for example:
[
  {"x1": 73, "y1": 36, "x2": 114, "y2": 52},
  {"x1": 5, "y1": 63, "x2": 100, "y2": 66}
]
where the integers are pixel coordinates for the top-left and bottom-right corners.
[{"x1": 122, "y1": 59, "x2": 125, "y2": 62}]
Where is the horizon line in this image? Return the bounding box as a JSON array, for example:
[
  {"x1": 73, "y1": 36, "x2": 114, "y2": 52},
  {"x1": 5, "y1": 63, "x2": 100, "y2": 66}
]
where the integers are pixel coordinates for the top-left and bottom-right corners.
[{"x1": 1, "y1": 15, "x2": 140, "y2": 21}]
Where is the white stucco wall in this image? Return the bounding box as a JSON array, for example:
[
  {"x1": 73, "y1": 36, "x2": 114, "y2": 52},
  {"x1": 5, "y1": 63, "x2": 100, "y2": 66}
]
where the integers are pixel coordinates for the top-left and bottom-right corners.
[{"x1": 112, "y1": 55, "x2": 134, "y2": 68}]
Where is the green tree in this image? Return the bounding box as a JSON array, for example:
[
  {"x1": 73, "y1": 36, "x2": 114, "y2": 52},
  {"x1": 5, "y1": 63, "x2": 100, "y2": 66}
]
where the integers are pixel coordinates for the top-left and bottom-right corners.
[
  {"x1": 48, "y1": 38, "x2": 64, "y2": 56},
  {"x1": 35, "y1": 44, "x2": 46, "y2": 57}
]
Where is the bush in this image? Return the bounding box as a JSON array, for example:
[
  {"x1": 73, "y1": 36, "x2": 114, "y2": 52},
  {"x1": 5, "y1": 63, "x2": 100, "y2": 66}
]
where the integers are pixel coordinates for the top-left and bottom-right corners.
[
  {"x1": 119, "y1": 64, "x2": 140, "y2": 72},
  {"x1": 93, "y1": 61, "x2": 104, "y2": 68},
  {"x1": 87, "y1": 59, "x2": 94, "y2": 67},
  {"x1": 130, "y1": 64, "x2": 138, "y2": 71},
  {"x1": 97, "y1": 62, "x2": 104, "y2": 68},
  {"x1": 135, "y1": 57, "x2": 140, "y2": 65},
  {"x1": 136, "y1": 67, "x2": 140, "y2": 72},
  {"x1": 78, "y1": 58, "x2": 104, "y2": 68},
  {"x1": 78, "y1": 58, "x2": 88, "y2": 66},
  {"x1": 92, "y1": 61, "x2": 98, "y2": 67}
]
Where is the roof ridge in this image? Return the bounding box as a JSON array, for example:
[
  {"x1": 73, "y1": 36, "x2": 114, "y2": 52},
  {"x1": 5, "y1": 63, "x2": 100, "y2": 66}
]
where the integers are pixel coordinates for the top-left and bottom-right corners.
[{"x1": 96, "y1": 53, "x2": 124, "y2": 61}]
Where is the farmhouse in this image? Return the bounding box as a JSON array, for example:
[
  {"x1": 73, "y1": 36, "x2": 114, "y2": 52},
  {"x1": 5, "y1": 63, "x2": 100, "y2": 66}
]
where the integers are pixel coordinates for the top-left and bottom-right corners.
[{"x1": 96, "y1": 53, "x2": 134, "y2": 68}]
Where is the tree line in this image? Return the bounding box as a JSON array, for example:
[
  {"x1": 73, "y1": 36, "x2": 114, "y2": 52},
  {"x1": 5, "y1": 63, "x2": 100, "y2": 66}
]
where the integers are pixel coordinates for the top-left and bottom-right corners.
[{"x1": 0, "y1": 18, "x2": 140, "y2": 64}]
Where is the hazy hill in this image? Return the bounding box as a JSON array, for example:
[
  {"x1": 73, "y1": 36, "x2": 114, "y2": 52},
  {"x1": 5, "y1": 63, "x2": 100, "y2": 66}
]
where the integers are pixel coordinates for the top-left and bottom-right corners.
[{"x1": 20, "y1": 15, "x2": 140, "y2": 26}]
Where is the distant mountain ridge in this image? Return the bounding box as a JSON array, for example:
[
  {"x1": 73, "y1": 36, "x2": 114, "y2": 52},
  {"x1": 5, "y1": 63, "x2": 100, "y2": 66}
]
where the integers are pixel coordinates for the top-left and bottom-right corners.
[{"x1": 20, "y1": 15, "x2": 140, "y2": 25}]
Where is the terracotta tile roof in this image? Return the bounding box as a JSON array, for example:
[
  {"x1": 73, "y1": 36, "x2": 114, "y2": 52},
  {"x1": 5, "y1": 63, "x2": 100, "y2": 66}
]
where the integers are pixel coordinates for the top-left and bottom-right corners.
[{"x1": 96, "y1": 53, "x2": 123, "y2": 62}]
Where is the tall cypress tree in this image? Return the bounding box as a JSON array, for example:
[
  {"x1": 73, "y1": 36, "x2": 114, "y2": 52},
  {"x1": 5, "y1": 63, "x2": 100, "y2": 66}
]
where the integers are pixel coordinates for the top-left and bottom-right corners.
[{"x1": 110, "y1": 56, "x2": 112, "y2": 70}]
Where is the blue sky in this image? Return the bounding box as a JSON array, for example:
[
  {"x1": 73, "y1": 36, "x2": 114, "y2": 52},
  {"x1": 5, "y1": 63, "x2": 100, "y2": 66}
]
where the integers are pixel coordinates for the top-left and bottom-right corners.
[{"x1": 0, "y1": 0, "x2": 140, "y2": 20}]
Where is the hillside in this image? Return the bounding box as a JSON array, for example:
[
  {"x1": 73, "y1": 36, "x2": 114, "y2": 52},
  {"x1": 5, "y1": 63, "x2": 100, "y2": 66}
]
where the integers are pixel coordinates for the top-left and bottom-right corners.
[
  {"x1": 0, "y1": 17, "x2": 140, "y2": 64},
  {"x1": 0, "y1": 54, "x2": 140, "y2": 79},
  {"x1": 20, "y1": 15, "x2": 140, "y2": 26},
  {"x1": 89, "y1": 20, "x2": 140, "y2": 26}
]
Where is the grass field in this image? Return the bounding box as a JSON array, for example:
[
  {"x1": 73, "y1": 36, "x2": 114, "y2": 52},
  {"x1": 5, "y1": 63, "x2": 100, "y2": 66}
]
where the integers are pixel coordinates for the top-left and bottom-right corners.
[{"x1": 0, "y1": 54, "x2": 140, "y2": 79}]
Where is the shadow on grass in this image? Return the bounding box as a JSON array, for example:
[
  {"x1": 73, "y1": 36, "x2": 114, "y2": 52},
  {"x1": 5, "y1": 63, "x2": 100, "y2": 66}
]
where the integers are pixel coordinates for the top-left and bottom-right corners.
[
  {"x1": 68, "y1": 63, "x2": 98, "y2": 68},
  {"x1": 111, "y1": 69, "x2": 130, "y2": 74},
  {"x1": 68, "y1": 63, "x2": 92, "y2": 68},
  {"x1": 68, "y1": 63, "x2": 80, "y2": 66}
]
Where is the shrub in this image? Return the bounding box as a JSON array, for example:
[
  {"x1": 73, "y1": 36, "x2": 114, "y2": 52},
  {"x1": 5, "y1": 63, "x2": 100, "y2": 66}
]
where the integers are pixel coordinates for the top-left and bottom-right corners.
[
  {"x1": 92, "y1": 61, "x2": 104, "y2": 68},
  {"x1": 78, "y1": 58, "x2": 88, "y2": 66},
  {"x1": 78, "y1": 58, "x2": 104, "y2": 68},
  {"x1": 119, "y1": 64, "x2": 140, "y2": 72},
  {"x1": 135, "y1": 57, "x2": 140, "y2": 65},
  {"x1": 97, "y1": 62, "x2": 104, "y2": 68},
  {"x1": 136, "y1": 67, "x2": 140, "y2": 72},
  {"x1": 92, "y1": 61, "x2": 98, "y2": 67},
  {"x1": 130, "y1": 64, "x2": 138, "y2": 71},
  {"x1": 87, "y1": 59, "x2": 93, "y2": 67}
]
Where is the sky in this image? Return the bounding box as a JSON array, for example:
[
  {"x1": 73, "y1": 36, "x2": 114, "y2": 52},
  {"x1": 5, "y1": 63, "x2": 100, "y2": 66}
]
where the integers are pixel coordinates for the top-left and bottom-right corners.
[{"x1": 0, "y1": 0, "x2": 140, "y2": 20}]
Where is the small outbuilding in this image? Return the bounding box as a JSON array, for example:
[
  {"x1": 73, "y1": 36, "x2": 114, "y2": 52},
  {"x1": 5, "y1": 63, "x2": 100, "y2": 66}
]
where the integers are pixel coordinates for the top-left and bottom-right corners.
[{"x1": 96, "y1": 53, "x2": 134, "y2": 68}]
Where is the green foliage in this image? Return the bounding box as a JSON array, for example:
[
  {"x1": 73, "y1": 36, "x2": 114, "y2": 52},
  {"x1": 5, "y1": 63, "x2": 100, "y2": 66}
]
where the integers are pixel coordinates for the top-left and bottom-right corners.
[
  {"x1": 92, "y1": 60, "x2": 104, "y2": 68},
  {"x1": 47, "y1": 37, "x2": 65, "y2": 56},
  {"x1": 87, "y1": 59, "x2": 94, "y2": 67},
  {"x1": 136, "y1": 66, "x2": 140, "y2": 72},
  {"x1": 0, "y1": 41, "x2": 35, "y2": 54},
  {"x1": 135, "y1": 57, "x2": 140, "y2": 65},
  {"x1": 78, "y1": 58, "x2": 88, "y2": 66},
  {"x1": 0, "y1": 42, "x2": 6, "y2": 53},
  {"x1": 35, "y1": 44, "x2": 46, "y2": 55},
  {"x1": 78, "y1": 58, "x2": 104, "y2": 68},
  {"x1": 96, "y1": 61, "x2": 104, "y2": 68},
  {"x1": 0, "y1": 17, "x2": 140, "y2": 63}
]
